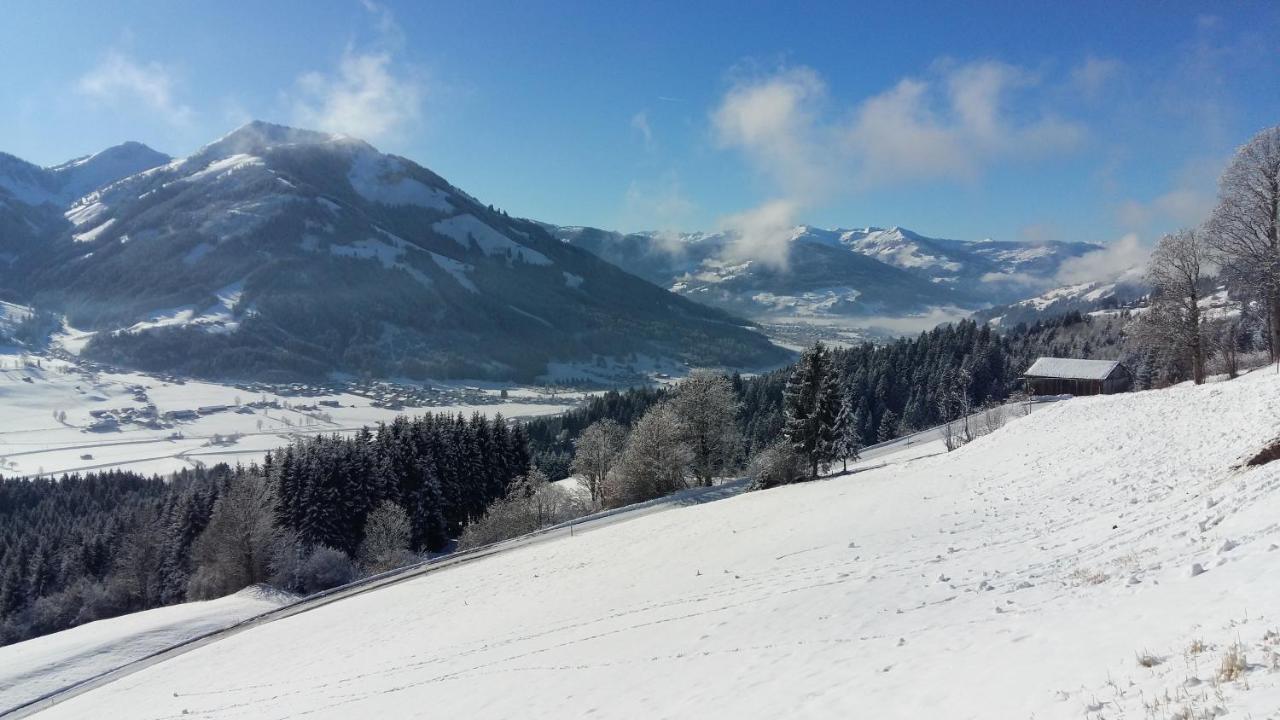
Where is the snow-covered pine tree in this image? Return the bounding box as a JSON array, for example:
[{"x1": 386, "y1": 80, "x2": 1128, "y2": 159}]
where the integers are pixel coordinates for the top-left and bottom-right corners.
[
  {"x1": 830, "y1": 390, "x2": 861, "y2": 473},
  {"x1": 876, "y1": 408, "x2": 898, "y2": 443},
  {"x1": 783, "y1": 342, "x2": 840, "y2": 480}
]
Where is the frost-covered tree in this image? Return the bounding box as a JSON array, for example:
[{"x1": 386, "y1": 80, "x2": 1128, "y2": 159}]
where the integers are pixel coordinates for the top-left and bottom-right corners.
[
  {"x1": 830, "y1": 391, "x2": 861, "y2": 473},
  {"x1": 783, "y1": 342, "x2": 840, "y2": 479},
  {"x1": 357, "y1": 501, "x2": 414, "y2": 575},
  {"x1": 1136, "y1": 228, "x2": 1211, "y2": 384},
  {"x1": 747, "y1": 439, "x2": 807, "y2": 490},
  {"x1": 1207, "y1": 125, "x2": 1280, "y2": 358},
  {"x1": 570, "y1": 419, "x2": 626, "y2": 507},
  {"x1": 669, "y1": 371, "x2": 740, "y2": 487},
  {"x1": 613, "y1": 403, "x2": 691, "y2": 504},
  {"x1": 186, "y1": 473, "x2": 281, "y2": 600}
]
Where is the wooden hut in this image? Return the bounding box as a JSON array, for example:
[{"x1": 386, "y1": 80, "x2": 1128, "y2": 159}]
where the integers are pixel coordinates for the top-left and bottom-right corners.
[{"x1": 1022, "y1": 357, "x2": 1131, "y2": 397}]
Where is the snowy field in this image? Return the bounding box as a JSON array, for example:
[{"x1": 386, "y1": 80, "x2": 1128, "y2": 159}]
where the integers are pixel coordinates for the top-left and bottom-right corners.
[
  {"x1": 0, "y1": 351, "x2": 578, "y2": 478},
  {"x1": 0, "y1": 586, "x2": 294, "y2": 712},
  {"x1": 27, "y1": 369, "x2": 1280, "y2": 718}
]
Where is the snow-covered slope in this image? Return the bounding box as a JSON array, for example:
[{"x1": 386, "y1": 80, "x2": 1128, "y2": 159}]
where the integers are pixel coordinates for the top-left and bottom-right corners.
[
  {"x1": 36, "y1": 371, "x2": 1280, "y2": 719},
  {"x1": 0, "y1": 586, "x2": 294, "y2": 712},
  {"x1": 0, "y1": 143, "x2": 170, "y2": 268}
]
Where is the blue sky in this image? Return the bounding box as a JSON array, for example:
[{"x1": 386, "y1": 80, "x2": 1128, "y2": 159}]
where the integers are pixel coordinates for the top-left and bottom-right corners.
[{"x1": 3, "y1": 1, "x2": 1279, "y2": 253}]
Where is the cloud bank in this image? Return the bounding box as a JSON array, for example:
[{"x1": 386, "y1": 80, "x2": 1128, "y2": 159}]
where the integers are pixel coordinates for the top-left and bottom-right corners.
[{"x1": 710, "y1": 61, "x2": 1086, "y2": 268}]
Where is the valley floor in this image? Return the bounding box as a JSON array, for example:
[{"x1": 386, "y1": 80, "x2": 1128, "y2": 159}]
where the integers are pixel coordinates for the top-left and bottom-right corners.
[
  {"x1": 0, "y1": 350, "x2": 579, "y2": 478},
  {"x1": 25, "y1": 370, "x2": 1280, "y2": 719}
]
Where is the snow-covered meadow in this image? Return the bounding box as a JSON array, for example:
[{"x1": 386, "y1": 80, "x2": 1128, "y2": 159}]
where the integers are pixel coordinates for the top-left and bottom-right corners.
[{"x1": 28, "y1": 366, "x2": 1280, "y2": 718}]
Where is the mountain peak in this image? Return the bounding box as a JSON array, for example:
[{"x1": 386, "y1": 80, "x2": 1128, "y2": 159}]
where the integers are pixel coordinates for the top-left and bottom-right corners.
[{"x1": 195, "y1": 121, "x2": 363, "y2": 163}]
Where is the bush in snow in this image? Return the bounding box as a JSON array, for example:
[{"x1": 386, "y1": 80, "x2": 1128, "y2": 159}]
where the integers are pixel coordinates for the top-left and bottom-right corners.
[
  {"x1": 747, "y1": 440, "x2": 808, "y2": 490},
  {"x1": 457, "y1": 469, "x2": 589, "y2": 550},
  {"x1": 271, "y1": 539, "x2": 358, "y2": 596}
]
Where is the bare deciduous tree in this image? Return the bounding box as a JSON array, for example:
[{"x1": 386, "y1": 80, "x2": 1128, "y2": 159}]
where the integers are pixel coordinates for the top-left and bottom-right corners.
[
  {"x1": 186, "y1": 473, "x2": 281, "y2": 600},
  {"x1": 668, "y1": 371, "x2": 740, "y2": 487},
  {"x1": 456, "y1": 468, "x2": 588, "y2": 549},
  {"x1": 613, "y1": 403, "x2": 691, "y2": 505},
  {"x1": 1206, "y1": 125, "x2": 1280, "y2": 359},
  {"x1": 358, "y1": 501, "x2": 414, "y2": 575},
  {"x1": 1137, "y1": 228, "x2": 1211, "y2": 384},
  {"x1": 570, "y1": 419, "x2": 626, "y2": 508}
]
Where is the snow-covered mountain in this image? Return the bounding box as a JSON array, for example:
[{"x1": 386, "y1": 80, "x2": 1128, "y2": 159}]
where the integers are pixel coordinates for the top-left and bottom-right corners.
[
  {"x1": 3, "y1": 122, "x2": 788, "y2": 381},
  {"x1": 973, "y1": 267, "x2": 1149, "y2": 326},
  {"x1": 0, "y1": 143, "x2": 169, "y2": 263},
  {"x1": 556, "y1": 224, "x2": 1103, "y2": 319}
]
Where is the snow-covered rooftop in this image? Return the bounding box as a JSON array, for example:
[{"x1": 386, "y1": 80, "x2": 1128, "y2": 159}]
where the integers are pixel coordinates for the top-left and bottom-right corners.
[{"x1": 1023, "y1": 356, "x2": 1122, "y2": 380}]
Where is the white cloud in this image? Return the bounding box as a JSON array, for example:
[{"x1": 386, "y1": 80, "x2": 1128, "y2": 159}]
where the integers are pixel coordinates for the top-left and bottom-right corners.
[
  {"x1": 290, "y1": 49, "x2": 422, "y2": 141},
  {"x1": 1055, "y1": 233, "x2": 1149, "y2": 284},
  {"x1": 844, "y1": 60, "x2": 1084, "y2": 187},
  {"x1": 717, "y1": 198, "x2": 801, "y2": 270},
  {"x1": 288, "y1": 3, "x2": 423, "y2": 142},
  {"x1": 711, "y1": 67, "x2": 830, "y2": 198},
  {"x1": 708, "y1": 61, "x2": 1085, "y2": 267},
  {"x1": 77, "y1": 51, "x2": 192, "y2": 125}
]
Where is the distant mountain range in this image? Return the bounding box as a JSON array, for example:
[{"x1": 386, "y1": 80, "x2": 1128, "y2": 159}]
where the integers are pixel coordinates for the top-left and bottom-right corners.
[
  {"x1": 0, "y1": 122, "x2": 787, "y2": 381},
  {"x1": 554, "y1": 225, "x2": 1103, "y2": 319},
  {"x1": 0, "y1": 121, "x2": 1113, "y2": 382}
]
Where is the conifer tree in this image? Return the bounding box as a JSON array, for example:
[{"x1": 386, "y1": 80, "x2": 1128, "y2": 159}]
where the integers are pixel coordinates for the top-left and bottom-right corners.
[
  {"x1": 783, "y1": 342, "x2": 840, "y2": 479},
  {"x1": 830, "y1": 390, "x2": 861, "y2": 473}
]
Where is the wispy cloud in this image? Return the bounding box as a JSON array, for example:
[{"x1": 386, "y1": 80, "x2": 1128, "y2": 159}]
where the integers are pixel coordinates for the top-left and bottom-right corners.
[
  {"x1": 1116, "y1": 154, "x2": 1223, "y2": 232},
  {"x1": 631, "y1": 111, "x2": 656, "y2": 151},
  {"x1": 844, "y1": 60, "x2": 1085, "y2": 187},
  {"x1": 287, "y1": 2, "x2": 424, "y2": 142},
  {"x1": 1055, "y1": 232, "x2": 1149, "y2": 284},
  {"x1": 77, "y1": 51, "x2": 193, "y2": 125},
  {"x1": 1069, "y1": 56, "x2": 1122, "y2": 100},
  {"x1": 718, "y1": 198, "x2": 801, "y2": 269}
]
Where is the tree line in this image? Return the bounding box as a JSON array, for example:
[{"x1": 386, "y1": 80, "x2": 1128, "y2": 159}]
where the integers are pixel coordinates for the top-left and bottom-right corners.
[
  {"x1": 1137, "y1": 125, "x2": 1280, "y2": 384},
  {"x1": 0, "y1": 411, "x2": 530, "y2": 646}
]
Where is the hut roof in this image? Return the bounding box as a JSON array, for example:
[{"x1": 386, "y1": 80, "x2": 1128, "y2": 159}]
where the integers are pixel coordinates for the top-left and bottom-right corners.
[{"x1": 1023, "y1": 357, "x2": 1122, "y2": 381}]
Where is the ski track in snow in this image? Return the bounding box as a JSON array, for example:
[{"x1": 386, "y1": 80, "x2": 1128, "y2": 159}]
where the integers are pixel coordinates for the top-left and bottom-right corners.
[{"x1": 25, "y1": 370, "x2": 1280, "y2": 719}]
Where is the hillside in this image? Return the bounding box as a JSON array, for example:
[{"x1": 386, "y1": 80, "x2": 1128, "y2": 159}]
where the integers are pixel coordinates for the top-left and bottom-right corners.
[
  {"x1": 557, "y1": 225, "x2": 1102, "y2": 319},
  {"x1": 3, "y1": 122, "x2": 788, "y2": 382},
  {"x1": 0, "y1": 586, "x2": 293, "y2": 712},
  {"x1": 31, "y1": 369, "x2": 1280, "y2": 718},
  {"x1": 0, "y1": 143, "x2": 169, "y2": 267}
]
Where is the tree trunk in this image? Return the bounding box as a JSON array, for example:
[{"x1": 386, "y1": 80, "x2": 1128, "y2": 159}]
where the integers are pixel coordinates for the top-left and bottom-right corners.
[{"x1": 1270, "y1": 294, "x2": 1280, "y2": 364}]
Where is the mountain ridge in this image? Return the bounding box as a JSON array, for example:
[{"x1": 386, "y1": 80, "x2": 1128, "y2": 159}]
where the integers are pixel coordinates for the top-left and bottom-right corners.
[{"x1": 2, "y1": 121, "x2": 789, "y2": 381}]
